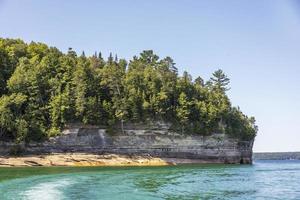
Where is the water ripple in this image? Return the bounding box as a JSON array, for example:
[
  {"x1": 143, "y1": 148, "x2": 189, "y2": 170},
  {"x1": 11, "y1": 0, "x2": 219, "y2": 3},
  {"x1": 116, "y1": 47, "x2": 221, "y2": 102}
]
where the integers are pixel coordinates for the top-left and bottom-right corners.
[{"x1": 0, "y1": 160, "x2": 299, "y2": 200}]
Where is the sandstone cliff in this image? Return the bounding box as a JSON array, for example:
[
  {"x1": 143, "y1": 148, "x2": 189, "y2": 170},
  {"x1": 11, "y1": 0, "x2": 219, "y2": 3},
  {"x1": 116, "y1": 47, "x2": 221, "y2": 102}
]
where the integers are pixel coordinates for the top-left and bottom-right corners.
[{"x1": 0, "y1": 123, "x2": 254, "y2": 165}]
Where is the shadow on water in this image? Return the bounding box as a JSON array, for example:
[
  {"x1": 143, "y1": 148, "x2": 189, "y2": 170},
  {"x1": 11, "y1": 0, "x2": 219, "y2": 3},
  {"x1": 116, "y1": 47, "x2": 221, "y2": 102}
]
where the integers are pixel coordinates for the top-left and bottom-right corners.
[
  {"x1": 0, "y1": 166, "x2": 152, "y2": 182},
  {"x1": 0, "y1": 163, "x2": 248, "y2": 182}
]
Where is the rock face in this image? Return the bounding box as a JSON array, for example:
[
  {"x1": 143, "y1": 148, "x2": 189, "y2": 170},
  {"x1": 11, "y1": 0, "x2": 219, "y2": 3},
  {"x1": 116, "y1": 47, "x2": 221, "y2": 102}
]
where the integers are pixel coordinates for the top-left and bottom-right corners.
[{"x1": 0, "y1": 123, "x2": 254, "y2": 164}]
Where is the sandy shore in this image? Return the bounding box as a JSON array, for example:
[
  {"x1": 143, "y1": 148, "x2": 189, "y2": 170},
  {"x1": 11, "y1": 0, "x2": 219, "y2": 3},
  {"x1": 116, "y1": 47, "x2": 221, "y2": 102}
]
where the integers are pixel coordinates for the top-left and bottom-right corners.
[{"x1": 0, "y1": 153, "x2": 179, "y2": 167}]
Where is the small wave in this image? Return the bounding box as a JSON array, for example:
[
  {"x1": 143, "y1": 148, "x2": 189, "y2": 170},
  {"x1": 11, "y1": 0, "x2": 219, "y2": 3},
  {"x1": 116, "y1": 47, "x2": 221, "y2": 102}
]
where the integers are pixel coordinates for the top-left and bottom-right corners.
[{"x1": 21, "y1": 178, "x2": 73, "y2": 200}]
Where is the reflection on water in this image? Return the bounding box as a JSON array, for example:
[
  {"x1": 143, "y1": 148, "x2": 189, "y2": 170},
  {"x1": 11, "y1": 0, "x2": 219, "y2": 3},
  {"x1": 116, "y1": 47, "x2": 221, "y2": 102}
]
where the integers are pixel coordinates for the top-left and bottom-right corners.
[{"x1": 0, "y1": 161, "x2": 300, "y2": 200}]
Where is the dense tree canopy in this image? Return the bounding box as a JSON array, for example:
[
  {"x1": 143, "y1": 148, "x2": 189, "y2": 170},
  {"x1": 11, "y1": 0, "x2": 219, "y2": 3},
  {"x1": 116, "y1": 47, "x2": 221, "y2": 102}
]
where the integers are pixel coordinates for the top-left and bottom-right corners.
[{"x1": 0, "y1": 38, "x2": 257, "y2": 143}]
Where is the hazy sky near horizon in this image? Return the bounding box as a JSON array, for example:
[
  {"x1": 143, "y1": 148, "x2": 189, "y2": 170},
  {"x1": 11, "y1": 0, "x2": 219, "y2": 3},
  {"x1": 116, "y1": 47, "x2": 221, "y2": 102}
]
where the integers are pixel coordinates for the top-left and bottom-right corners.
[{"x1": 1, "y1": 0, "x2": 300, "y2": 152}]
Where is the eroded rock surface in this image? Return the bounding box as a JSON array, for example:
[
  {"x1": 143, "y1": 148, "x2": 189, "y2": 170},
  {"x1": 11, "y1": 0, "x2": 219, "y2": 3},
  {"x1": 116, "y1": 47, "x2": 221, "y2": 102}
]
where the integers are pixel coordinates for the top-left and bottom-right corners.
[{"x1": 0, "y1": 124, "x2": 254, "y2": 165}]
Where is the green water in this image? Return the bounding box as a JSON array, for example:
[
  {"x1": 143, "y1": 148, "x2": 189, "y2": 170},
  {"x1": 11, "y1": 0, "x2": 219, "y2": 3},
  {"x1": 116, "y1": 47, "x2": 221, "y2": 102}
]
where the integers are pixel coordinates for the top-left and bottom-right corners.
[{"x1": 0, "y1": 160, "x2": 299, "y2": 200}]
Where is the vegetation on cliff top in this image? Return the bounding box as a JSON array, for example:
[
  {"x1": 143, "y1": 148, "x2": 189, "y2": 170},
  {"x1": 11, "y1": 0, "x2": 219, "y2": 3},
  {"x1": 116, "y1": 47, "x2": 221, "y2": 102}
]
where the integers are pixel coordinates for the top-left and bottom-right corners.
[{"x1": 0, "y1": 38, "x2": 257, "y2": 143}]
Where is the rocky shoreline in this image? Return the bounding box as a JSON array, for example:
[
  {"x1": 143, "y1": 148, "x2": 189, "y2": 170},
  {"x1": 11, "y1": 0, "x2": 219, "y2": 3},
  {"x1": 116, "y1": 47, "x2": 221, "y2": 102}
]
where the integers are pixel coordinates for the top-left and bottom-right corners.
[
  {"x1": 0, "y1": 153, "x2": 239, "y2": 167},
  {"x1": 0, "y1": 153, "x2": 173, "y2": 167}
]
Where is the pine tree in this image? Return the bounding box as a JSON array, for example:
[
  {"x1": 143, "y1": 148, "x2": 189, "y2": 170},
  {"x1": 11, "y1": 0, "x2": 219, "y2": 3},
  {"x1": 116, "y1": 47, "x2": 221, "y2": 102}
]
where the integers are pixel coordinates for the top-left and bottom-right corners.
[
  {"x1": 176, "y1": 92, "x2": 191, "y2": 133},
  {"x1": 210, "y1": 69, "x2": 230, "y2": 92}
]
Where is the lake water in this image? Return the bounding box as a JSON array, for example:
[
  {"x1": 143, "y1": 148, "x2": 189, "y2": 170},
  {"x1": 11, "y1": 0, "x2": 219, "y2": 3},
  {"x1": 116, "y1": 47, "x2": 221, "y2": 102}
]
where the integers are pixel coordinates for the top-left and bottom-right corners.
[{"x1": 0, "y1": 160, "x2": 299, "y2": 200}]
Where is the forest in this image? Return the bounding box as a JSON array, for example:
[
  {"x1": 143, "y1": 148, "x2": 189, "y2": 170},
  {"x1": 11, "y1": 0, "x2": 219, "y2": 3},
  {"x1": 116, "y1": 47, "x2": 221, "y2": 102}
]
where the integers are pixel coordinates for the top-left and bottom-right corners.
[{"x1": 0, "y1": 38, "x2": 257, "y2": 143}]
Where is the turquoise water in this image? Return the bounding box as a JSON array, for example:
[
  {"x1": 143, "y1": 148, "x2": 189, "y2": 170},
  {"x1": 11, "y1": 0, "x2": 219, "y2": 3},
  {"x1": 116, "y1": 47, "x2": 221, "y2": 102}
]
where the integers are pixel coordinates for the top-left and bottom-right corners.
[{"x1": 0, "y1": 160, "x2": 299, "y2": 200}]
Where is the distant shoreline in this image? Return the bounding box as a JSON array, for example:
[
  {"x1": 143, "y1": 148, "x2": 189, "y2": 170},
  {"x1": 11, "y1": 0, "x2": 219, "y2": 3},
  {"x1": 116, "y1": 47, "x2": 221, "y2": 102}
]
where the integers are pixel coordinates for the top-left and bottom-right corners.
[{"x1": 253, "y1": 152, "x2": 300, "y2": 160}]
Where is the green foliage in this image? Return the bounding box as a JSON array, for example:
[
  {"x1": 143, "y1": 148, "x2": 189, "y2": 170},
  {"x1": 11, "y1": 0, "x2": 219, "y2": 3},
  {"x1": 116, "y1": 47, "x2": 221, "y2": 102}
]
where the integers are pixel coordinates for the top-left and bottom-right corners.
[
  {"x1": 0, "y1": 93, "x2": 28, "y2": 142},
  {"x1": 0, "y1": 38, "x2": 257, "y2": 142},
  {"x1": 225, "y1": 107, "x2": 258, "y2": 141}
]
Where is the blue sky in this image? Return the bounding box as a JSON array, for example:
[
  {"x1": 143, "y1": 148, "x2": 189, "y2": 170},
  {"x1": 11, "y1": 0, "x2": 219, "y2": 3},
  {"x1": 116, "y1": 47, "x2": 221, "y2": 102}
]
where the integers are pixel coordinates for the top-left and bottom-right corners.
[{"x1": 1, "y1": 0, "x2": 300, "y2": 152}]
